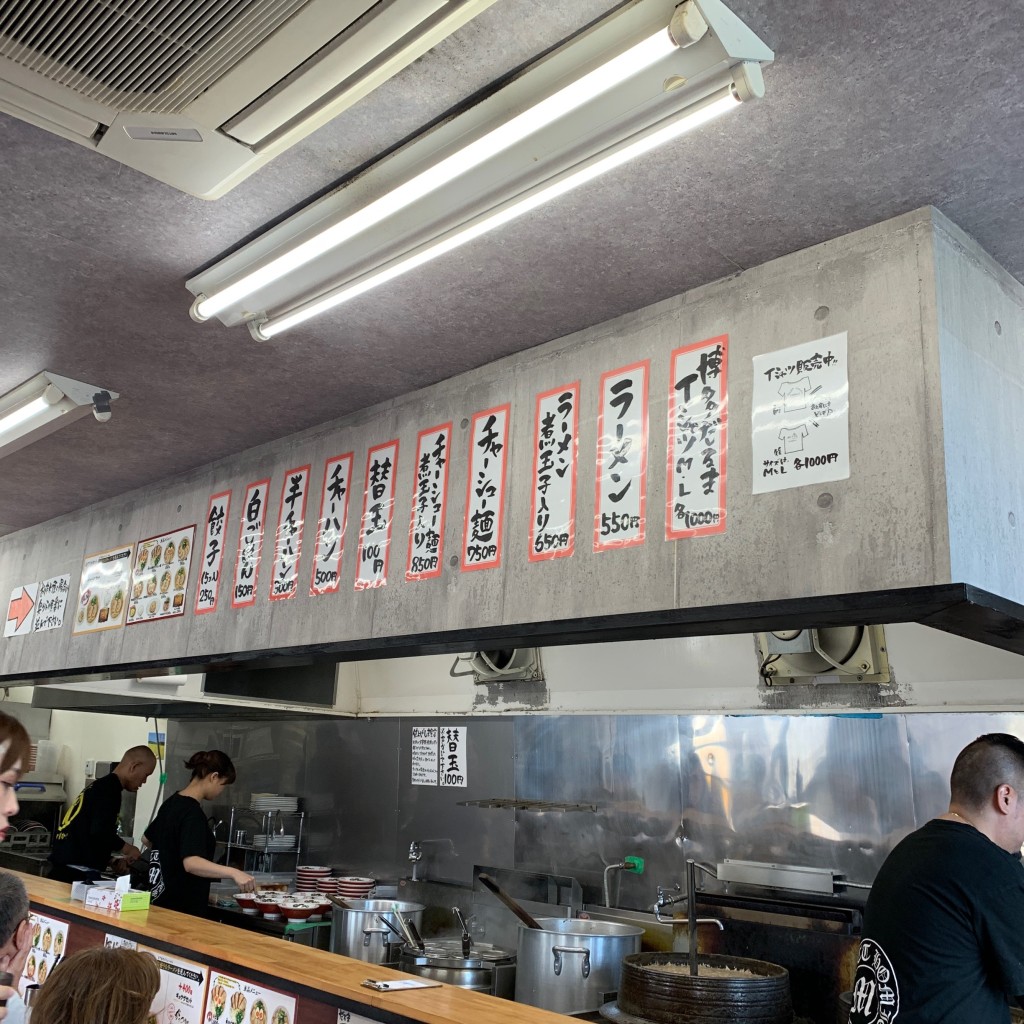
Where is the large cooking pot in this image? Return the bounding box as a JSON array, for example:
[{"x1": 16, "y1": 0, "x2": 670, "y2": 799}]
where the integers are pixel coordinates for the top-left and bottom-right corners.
[
  {"x1": 399, "y1": 939, "x2": 517, "y2": 998},
  {"x1": 515, "y1": 917, "x2": 643, "y2": 1015},
  {"x1": 329, "y1": 899, "x2": 424, "y2": 964}
]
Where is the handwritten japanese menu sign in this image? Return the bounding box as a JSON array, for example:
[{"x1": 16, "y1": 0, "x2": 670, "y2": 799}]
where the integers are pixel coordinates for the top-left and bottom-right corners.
[
  {"x1": 530, "y1": 383, "x2": 578, "y2": 561},
  {"x1": 128, "y1": 525, "x2": 195, "y2": 625},
  {"x1": 270, "y1": 464, "x2": 311, "y2": 601},
  {"x1": 21, "y1": 912, "x2": 69, "y2": 993},
  {"x1": 204, "y1": 970, "x2": 296, "y2": 1024},
  {"x1": 440, "y1": 725, "x2": 468, "y2": 787},
  {"x1": 4, "y1": 573, "x2": 70, "y2": 638},
  {"x1": 461, "y1": 404, "x2": 510, "y2": 571},
  {"x1": 232, "y1": 477, "x2": 271, "y2": 608},
  {"x1": 595, "y1": 361, "x2": 649, "y2": 551},
  {"x1": 355, "y1": 440, "x2": 399, "y2": 590},
  {"x1": 72, "y1": 544, "x2": 133, "y2": 635},
  {"x1": 752, "y1": 332, "x2": 850, "y2": 493},
  {"x1": 411, "y1": 726, "x2": 439, "y2": 785},
  {"x1": 143, "y1": 945, "x2": 210, "y2": 1024},
  {"x1": 407, "y1": 423, "x2": 452, "y2": 581},
  {"x1": 666, "y1": 336, "x2": 728, "y2": 538},
  {"x1": 195, "y1": 490, "x2": 231, "y2": 615},
  {"x1": 311, "y1": 453, "x2": 353, "y2": 596}
]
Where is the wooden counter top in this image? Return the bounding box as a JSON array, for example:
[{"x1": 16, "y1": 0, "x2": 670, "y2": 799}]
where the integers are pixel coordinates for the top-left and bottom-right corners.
[{"x1": 20, "y1": 872, "x2": 571, "y2": 1024}]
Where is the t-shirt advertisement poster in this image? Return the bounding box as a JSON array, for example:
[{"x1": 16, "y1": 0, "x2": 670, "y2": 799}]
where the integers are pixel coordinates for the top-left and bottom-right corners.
[
  {"x1": 72, "y1": 544, "x2": 133, "y2": 634},
  {"x1": 21, "y1": 911, "x2": 69, "y2": 992},
  {"x1": 205, "y1": 972, "x2": 296, "y2": 1024},
  {"x1": 128, "y1": 525, "x2": 196, "y2": 625},
  {"x1": 751, "y1": 332, "x2": 850, "y2": 494}
]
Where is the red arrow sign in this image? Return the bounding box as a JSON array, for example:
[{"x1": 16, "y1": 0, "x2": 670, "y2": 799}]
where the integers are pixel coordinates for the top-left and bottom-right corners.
[{"x1": 6, "y1": 588, "x2": 34, "y2": 631}]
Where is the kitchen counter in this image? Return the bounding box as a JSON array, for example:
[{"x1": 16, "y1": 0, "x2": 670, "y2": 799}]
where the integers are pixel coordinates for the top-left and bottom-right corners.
[{"x1": 19, "y1": 872, "x2": 571, "y2": 1024}]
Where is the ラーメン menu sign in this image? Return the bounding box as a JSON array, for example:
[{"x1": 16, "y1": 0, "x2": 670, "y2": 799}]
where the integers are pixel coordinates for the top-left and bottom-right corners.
[
  {"x1": 72, "y1": 544, "x2": 133, "y2": 635},
  {"x1": 128, "y1": 525, "x2": 196, "y2": 625}
]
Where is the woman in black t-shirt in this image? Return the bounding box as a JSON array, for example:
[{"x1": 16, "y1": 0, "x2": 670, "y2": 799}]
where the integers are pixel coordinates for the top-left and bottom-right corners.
[{"x1": 144, "y1": 749, "x2": 255, "y2": 915}]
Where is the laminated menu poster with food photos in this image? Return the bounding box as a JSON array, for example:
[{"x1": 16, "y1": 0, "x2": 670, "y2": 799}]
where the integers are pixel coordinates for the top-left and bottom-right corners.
[
  {"x1": 137, "y1": 945, "x2": 209, "y2": 1024},
  {"x1": 20, "y1": 911, "x2": 70, "y2": 993},
  {"x1": 128, "y1": 525, "x2": 196, "y2": 625},
  {"x1": 72, "y1": 544, "x2": 133, "y2": 635},
  {"x1": 205, "y1": 971, "x2": 297, "y2": 1024}
]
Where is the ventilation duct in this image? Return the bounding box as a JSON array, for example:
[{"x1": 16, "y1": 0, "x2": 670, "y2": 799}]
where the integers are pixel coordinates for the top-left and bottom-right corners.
[
  {"x1": 0, "y1": 0, "x2": 498, "y2": 198},
  {"x1": 755, "y1": 626, "x2": 890, "y2": 684},
  {"x1": 450, "y1": 648, "x2": 543, "y2": 684}
]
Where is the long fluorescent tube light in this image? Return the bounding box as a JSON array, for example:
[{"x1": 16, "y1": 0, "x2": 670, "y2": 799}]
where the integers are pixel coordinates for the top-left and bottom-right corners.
[
  {"x1": 187, "y1": 0, "x2": 773, "y2": 338},
  {"x1": 256, "y1": 87, "x2": 741, "y2": 339},
  {"x1": 192, "y1": 29, "x2": 679, "y2": 322},
  {"x1": 0, "y1": 371, "x2": 119, "y2": 460}
]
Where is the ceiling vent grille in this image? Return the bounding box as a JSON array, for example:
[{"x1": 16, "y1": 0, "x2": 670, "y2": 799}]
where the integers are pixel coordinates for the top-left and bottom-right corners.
[{"x1": 0, "y1": 0, "x2": 308, "y2": 114}]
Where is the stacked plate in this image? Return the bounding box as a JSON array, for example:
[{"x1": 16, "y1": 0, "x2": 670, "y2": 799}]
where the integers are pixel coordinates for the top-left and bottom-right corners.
[
  {"x1": 253, "y1": 833, "x2": 297, "y2": 852},
  {"x1": 295, "y1": 865, "x2": 332, "y2": 892},
  {"x1": 335, "y1": 876, "x2": 376, "y2": 899},
  {"x1": 250, "y1": 793, "x2": 299, "y2": 813}
]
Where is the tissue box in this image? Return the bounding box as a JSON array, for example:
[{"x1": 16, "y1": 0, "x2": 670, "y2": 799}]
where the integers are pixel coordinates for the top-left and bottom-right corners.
[{"x1": 84, "y1": 885, "x2": 150, "y2": 912}]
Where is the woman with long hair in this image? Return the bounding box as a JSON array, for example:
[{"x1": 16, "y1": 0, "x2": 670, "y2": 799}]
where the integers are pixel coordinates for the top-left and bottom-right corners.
[
  {"x1": 30, "y1": 947, "x2": 160, "y2": 1024},
  {"x1": 144, "y1": 749, "x2": 255, "y2": 915},
  {"x1": 0, "y1": 711, "x2": 30, "y2": 838}
]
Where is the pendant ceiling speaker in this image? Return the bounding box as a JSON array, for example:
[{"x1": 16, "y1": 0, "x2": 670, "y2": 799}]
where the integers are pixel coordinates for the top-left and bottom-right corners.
[{"x1": 754, "y1": 626, "x2": 890, "y2": 684}]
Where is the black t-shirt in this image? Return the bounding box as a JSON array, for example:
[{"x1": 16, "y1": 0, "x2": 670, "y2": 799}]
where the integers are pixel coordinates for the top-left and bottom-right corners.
[
  {"x1": 850, "y1": 819, "x2": 1024, "y2": 1024},
  {"x1": 144, "y1": 793, "x2": 215, "y2": 916},
  {"x1": 50, "y1": 771, "x2": 124, "y2": 870}
]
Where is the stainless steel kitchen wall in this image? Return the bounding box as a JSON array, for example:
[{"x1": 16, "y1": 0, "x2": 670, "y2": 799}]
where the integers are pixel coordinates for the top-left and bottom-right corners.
[{"x1": 169, "y1": 710, "x2": 1018, "y2": 905}]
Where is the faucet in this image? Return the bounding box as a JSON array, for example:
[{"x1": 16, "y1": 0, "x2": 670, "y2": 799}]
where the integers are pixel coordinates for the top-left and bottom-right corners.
[
  {"x1": 602, "y1": 855, "x2": 644, "y2": 908},
  {"x1": 651, "y1": 881, "x2": 725, "y2": 936},
  {"x1": 408, "y1": 838, "x2": 458, "y2": 881}
]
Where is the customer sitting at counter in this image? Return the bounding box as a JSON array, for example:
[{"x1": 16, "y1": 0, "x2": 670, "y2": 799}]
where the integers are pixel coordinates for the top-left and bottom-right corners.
[
  {"x1": 0, "y1": 712, "x2": 31, "y2": 1022},
  {"x1": 0, "y1": 870, "x2": 32, "y2": 1024},
  {"x1": 29, "y1": 947, "x2": 160, "y2": 1024},
  {"x1": 143, "y1": 749, "x2": 255, "y2": 916}
]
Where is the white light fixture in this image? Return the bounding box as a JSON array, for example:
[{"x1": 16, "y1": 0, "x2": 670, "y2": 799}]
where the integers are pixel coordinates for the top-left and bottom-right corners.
[
  {"x1": 187, "y1": 0, "x2": 773, "y2": 340},
  {"x1": 0, "y1": 371, "x2": 120, "y2": 459}
]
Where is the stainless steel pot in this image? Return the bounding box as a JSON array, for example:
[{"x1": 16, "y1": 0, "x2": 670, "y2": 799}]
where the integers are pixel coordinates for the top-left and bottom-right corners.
[
  {"x1": 514, "y1": 917, "x2": 643, "y2": 1015},
  {"x1": 329, "y1": 899, "x2": 424, "y2": 965},
  {"x1": 399, "y1": 939, "x2": 517, "y2": 998}
]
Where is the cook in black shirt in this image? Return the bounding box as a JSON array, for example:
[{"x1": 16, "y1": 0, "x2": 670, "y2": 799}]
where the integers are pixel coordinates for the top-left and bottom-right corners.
[
  {"x1": 49, "y1": 745, "x2": 156, "y2": 883},
  {"x1": 850, "y1": 733, "x2": 1024, "y2": 1024}
]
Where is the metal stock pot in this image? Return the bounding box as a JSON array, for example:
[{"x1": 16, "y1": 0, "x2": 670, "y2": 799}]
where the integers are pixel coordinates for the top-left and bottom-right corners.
[
  {"x1": 399, "y1": 939, "x2": 517, "y2": 998},
  {"x1": 329, "y1": 899, "x2": 424, "y2": 965},
  {"x1": 514, "y1": 917, "x2": 643, "y2": 1014}
]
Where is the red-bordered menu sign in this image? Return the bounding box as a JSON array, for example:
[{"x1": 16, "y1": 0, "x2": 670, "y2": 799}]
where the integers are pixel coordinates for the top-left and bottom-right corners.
[
  {"x1": 529, "y1": 382, "x2": 579, "y2": 562},
  {"x1": 269, "y1": 464, "x2": 311, "y2": 601},
  {"x1": 231, "y1": 477, "x2": 271, "y2": 608},
  {"x1": 195, "y1": 490, "x2": 231, "y2": 615},
  {"x1": 406, "y1": 422, "x2": 452, "y2": 581},
  {"x1": 666, "y1": 335, "x2": 728, "y2": 539},
  {"x1": 461, "y1": 403, "x2": 510, "y2": 572},
  {"x1": 310, "y1": 452, "x2": 353, "y2": 596},
  {"x1": 594, "y1": 360, "x2": 649, "y2": 551},
  {"x1": 355, "y1": 440, "x2": 399, "y2": 590}
]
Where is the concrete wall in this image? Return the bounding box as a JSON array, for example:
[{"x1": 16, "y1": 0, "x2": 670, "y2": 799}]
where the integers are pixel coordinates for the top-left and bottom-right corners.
[{"x1": 0, "y1": 208, "x2": 965, "y2": 680}]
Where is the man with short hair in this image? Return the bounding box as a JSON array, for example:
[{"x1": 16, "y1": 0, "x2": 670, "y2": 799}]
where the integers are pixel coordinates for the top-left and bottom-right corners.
[
  {"x1": 48, "y1": 745, "x2": 157, "y2": 883},
  {"x1": 849, "y1": 733, "x2": 1024, "y2": 1024},
  {"x1": 0, "y1": 870, "x2": 33, "y2": 1023}
]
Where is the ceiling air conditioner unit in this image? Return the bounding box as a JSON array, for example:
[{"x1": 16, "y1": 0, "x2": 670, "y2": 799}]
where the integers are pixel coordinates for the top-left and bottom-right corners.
[
  {"x1": 0, "y1": 0, "x2": 498, "y2": 199},
  {"x1": 450, "y1": 648, "x2": 543, "y2": 684},
  {"x1": 754, "y1": 626, "x2": 890, "y2": 685}
]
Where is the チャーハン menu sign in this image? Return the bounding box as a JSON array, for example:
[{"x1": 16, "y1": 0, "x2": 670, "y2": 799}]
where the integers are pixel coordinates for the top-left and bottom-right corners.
[
  {"x1": 752, "y1": 332, "x2": 850, "y2": 493},
  {"x1": 529, "y1": 383, "x2": 579, "y2": 561},
  {"x1": 461, "y1": 404, "x2": 510, "y2": 571},
  {"x1": 355, "y1": 440, "x2": 399, "y2": 591},
  {"x1": 128, "y1": 525, "x2": 195, "y2": 625},
  {"x1": 232, "y1": 477, "x2": 271, "y2": 608},
  {"x1": 195, "y1": 490, "x2": 231, "y2": 615},
  {"x1": 204, "y1": 970, "x2": 296, "y2": 1024},
  {"x1": 270, "y1": 464, "x2": 311, "y2": 601},
  {"x1": 407, "y1": 423, "x2": 452, "y2": 581},
  {"x1": 72, "y1": 545, "x2": 133, "y2": 635},
  {"x1": 666, "y1": 336, "x2": 728, "y2": 539},
  {"x1": 311, "y1": 453, "x2": 353, "y2": 596},
  {"x1": 595, "y1": 361, "x2": 649, "y2": 551}
]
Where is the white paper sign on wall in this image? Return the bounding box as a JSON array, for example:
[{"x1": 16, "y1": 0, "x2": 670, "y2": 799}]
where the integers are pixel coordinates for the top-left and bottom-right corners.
[
  {"x1": 269, "y1": 464, "x2": 311, "y2": 601},
  {"x1": 530, "y1": 383, "x2": 579, "y2": 562},
  {"x1": 752, "y1": 332, "x2": 850, "y2": 493},
  {"x1": 355, "y1": 440, "x2": 399, "y2": 590},
  {"x1": 311, "y1": 452, "x2": 353, "y2": 596},
  {"x1": 407, "y1": 424, "x2": 452, "y2": 581},
  {"x1": 195, "y1": 490, "x2": 231, "y2": 614},
  {"x1": 461, "y1": 405, "x2": 510, "y2": 572},
  {"x1": 232, "y1": 477, "x2": 271, "y2": 608},
  {"x1": 411, "y1": 726, "x2": 439, "y2": 786},
  {"x1": 439, "y1": 725, "x2": 468, "y2": 788}
]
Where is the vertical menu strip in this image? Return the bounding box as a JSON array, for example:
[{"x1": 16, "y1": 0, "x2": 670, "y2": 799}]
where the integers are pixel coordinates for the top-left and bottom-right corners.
[
  {"x1": 406, "y1": 422, "x2": 452, "y2": 581},
  {"x1": 231, "y1": 477, "x2": 271, "y2": 609},
  {"x1": 310, "y1": 452, "x2": 353, "y2": 596},
  {"x1": 195, "y1": 490, "x2": 231, "y2": 615}
]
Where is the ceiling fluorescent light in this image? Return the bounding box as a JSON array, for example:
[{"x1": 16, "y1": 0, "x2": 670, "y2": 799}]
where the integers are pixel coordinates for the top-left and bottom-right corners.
[
  {"x1": 0, "y1": 371, "x2": 120, "y2": 459},
  {"x1": 187, "y1": 0, "x2": 773, "y2": 339}
]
